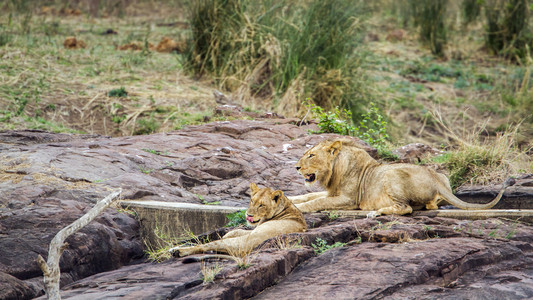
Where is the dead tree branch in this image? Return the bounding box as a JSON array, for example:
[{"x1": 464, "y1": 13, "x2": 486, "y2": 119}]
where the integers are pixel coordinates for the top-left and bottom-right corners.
[{"x1": 37, "y1": 189, "x2": 122, "y2": 300}]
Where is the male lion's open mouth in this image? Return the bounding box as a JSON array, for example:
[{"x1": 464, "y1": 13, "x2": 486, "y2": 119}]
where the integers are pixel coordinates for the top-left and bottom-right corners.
[{"x1": 304, "y1": 173, "x2": 316, "y2": 183}]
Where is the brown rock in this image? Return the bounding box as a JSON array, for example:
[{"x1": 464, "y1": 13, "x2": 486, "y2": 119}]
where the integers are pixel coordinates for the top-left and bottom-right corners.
[
  {"x1": 155, "y1": 36, "x2": 185, "y2": 53},
  {"x1": 36, "y1": 216, "x2": 533, "y2": 299},
  {"x1": 392, "y1": 142, "x2": 444, "y2": 163},
  {"x1": 3, "y1": 121, "x2": 533, "y2": 299},
  {"x1": 386, "y1": 29, "x2": 407, "y2": 42},
  {"x1": 63, "y1": 37, "x2": 86, "y2": 49},
  {"x1": 117, "y1": 41, "x2": 154, "y2": 51}
]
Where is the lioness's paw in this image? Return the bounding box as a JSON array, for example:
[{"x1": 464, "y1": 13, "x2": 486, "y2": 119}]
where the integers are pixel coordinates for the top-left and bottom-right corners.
[
  {"x1": 366, "y1": 211, "x2": 380, "y2": 219},
  {"x1": 170, "y1": 246, "x2": 194, "y2": 257}
]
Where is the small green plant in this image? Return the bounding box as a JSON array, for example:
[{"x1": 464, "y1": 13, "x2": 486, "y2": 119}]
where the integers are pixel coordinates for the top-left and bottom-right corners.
[
  {"x1": 308, "y1": 100, "x2": 396, "y2": 160},
  {"x1": 139, "y1": 166, "x2": 153, "y2": 174},
  {"x1": 225, "y1": 209, "x2": 247, "y2": 227},
  {"x1": 116, "y1": 208, "x2": 137, "y2": 216},
  {"x1": 311, "y1": 237, "x2": 346, "y2": 255},
  {"x1": 423, "y1": 225, "x2": 433, "y2": 231},
  {"x1": 310, "y1": 103, "x2": 355, "y2": 136},
  {"x1": 354, "y1": 103, "x2": 391, "y2": 151},
  {"x1": 326, "y1": 210, "x2": 339, "y2": 221},
  {"x1": 108, "y1": 87, "x2": 128, "y2": 97},
  {"x1": 505, "y1": 224, "x2": 518, "y2": 239},
  {"x1": 488, "y1": 229, "x2": 500, "y2": 238},
  {"x1": 135, "y1": 115, "x2": 160, "y2": 135},
  {"x1": 197, "y1": 194, "x2": 221, "y2": 205},
  {"x1": 141, "y1": 148, "x2": 168, "y2": 155}
]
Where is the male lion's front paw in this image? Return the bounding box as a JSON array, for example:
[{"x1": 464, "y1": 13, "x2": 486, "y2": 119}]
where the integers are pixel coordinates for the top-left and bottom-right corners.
[{"x1": 366, "y1": 211, "x2": 381, "y2": 219}]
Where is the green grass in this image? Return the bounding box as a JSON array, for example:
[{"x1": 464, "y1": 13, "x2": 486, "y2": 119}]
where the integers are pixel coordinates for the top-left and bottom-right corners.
[{"x1": 0, "y1": 5, "x2": 206, "y2": 135}]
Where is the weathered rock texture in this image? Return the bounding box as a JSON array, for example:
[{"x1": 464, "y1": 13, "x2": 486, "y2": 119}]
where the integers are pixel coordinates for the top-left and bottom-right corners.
[
  {"x1": 1, "y1": 120, "x2": 532, "y2": 299},
  {"x1": 54, "y1": 215, "x2": 533, "y2": 299},
  {"x1": 0, "y1": 119, "x2": 367, "y2": 299}
]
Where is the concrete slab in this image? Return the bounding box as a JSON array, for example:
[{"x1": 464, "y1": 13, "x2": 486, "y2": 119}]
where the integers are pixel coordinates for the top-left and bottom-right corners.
[
  {"x1": 334, "y1": 209, "x2": 533, "y2": 223},
  {"x1": 121, "y1": 200, "x2": 246, "y2": 247}
]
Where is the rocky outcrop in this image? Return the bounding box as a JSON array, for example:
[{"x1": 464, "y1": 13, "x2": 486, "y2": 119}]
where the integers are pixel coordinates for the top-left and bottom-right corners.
[
  {"x1": 0, "y1": 119, "x2": 369, "y2": 299},
  {"x1": 1, "y1": 120, "x2": 532, "y2": 299},
  {"x1": 53, "y1": 215, "x2": 533, "y2": 299}
]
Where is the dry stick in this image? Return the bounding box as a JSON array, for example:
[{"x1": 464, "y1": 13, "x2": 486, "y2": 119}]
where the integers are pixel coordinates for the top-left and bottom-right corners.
[{"x1": 36, "y1": 189, "x2": 122, "y2": 300}]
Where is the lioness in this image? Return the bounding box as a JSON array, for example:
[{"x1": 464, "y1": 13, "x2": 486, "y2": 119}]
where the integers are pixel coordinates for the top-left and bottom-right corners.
[
  {"x1": 172, "y1": 183, "x2": 306, "y2": 257},
  {"x1": 289, "y1": 138, "x2": 514, "y2": 216}
]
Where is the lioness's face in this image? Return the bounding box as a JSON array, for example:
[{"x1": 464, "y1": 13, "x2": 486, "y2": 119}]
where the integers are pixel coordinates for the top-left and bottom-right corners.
[
  {"x1": 246, "y1": 183, "x2": 284, "y2": 226},
  {"x1": 295, "y1": 140, "x2": 341, "y2": 186}
]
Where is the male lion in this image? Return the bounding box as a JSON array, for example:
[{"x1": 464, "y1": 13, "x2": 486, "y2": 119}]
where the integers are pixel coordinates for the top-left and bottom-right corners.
[
  {"x1": 289, "y1": 138, "x2": 514, "y2": 216},
  {"x1": 172, "y1": 183, "x2": 306, "y2": 257}
]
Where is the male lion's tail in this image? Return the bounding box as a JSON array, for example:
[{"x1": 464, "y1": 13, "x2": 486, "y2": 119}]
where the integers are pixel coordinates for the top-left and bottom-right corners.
[{"x1": 440, "y1": 178, "x2": 516, "y2": 210}]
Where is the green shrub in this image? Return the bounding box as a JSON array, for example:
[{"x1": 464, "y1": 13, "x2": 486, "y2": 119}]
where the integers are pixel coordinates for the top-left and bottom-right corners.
[
  {"x1": 309, "y1": 101, "x2": 394, "y2": 158},
  {"x1": 225, "y1": 209, "x2": 247, "y2": 227}
]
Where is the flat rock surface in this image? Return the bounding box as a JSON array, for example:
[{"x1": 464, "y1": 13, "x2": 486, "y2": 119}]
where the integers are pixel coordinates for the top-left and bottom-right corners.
[
  {"x1": 53, "y1": 215, "x2": 533, "y2": 299},
  {"x1": 1, "y1": 120, "x2": 532, "y2": 299}
]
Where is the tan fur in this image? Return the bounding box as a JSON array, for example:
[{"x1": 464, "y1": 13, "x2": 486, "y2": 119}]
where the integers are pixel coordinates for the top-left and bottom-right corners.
[
  {"x1": 290, "y1": 138, "x2": 512, "y2": 216},
  {"x1": 173, "y1": 183, "x2": 306, "y2": 257}
]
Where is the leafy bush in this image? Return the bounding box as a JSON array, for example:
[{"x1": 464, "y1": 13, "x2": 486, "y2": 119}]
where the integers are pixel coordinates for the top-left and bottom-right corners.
[
  {"x1": 309, "y1": 101, "x2": 394, "y2": 158},
  {"x1": 225, "y1": 209, "x2": 247, "y2": 227},
  {"x1": 354, "y1": 103, "x2": 390, "y2": 151}
]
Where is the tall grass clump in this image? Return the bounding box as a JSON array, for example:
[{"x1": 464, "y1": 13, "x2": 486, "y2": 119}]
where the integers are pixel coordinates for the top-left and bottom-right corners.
[
  {"x1": 484, "y1": 0, "x2": 532, "y2": 59},
  {"x1": 411, "y1": 0, "x2": 448, "y2": 56},
  {"x1": 184, "y1": 0, "x2": 248, "y2": 78},
  {"x1": 274, "y1": 0, "x2": 366, "y2": 112},
  {"x1": 183, "y1": 0, "x2": 370, "y2": 118},
  {"x1": 462, "y1": 0, "x2": 482, "y2": 26},
  {"x1": 433, "y1": 121, "x2": 531, "y2": 190}
]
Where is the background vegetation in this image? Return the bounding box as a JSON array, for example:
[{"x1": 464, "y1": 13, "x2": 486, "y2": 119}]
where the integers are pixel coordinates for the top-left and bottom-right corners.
[{"x1": 0, "y1": 0, "x2": 531, "y2": 188}]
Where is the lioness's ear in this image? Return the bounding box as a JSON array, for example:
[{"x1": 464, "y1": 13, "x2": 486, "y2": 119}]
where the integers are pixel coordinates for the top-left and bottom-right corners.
[
  {"x1": 272, "y1": 190, "x2": 283, "y2": 203},
  {"x1": 329, "y1": 140, "x2": 342, "y2": 156},
  {"x1": 250, "y1": 182, "x2": 259, "y2": 193}
]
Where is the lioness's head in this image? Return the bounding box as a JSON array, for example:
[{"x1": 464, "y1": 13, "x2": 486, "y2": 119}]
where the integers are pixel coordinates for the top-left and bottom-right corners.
[
  {"x1": 246, "y1": 183, "x2": 287, "y2": 226},
  {"x1": 295, "y1": 140, "x2": 342, "y2": 186}
]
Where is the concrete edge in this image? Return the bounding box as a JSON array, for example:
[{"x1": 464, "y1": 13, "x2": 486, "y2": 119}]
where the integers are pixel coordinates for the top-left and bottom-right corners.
[
  {"x1": 120, "y1": 200, "x2": 246, "y2": 214},
  {"x1": 332, "y1": 209, "x2": 533, "y2": 223}
]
